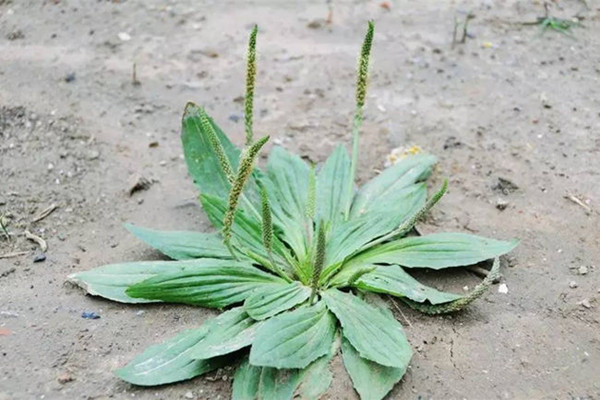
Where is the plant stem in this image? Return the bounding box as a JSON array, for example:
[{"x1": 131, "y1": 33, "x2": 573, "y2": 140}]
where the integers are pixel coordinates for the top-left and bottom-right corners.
[{"x1": 346, "y1": 21, "x2": 374, "y2": 220}]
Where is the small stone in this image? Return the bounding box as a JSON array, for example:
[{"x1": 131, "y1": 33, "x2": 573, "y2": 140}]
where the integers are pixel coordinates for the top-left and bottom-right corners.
[
  {"x1": 88, "y1": 150, "x2": 100, "y2": 160},
  {"x1": 159, "y1": 160, "x2": 167, "y2": 166},
  {"x1": 578, "y1": 266, "x2": 588, "y2": 275},
  {"x1": 33, "y1": 253, "x2": 46, "y2": 263},
  {"x1": 118, "y1": 32, "x2": 131, "y2": 41},
  {"x1": 184, "y1": 391, "x2": 194, "y2": 399},
  {"x1": 569, "y1": 281, "x2": 578, "y2": 289},
  {"x1": 136, "y1": 310, "x2": 145, "y2": 316},
  {"x1": 47, "y1": 163, "x2": 55, "y2": 171},
  {"x1": 57, "y1": 373, "x2": 74, "y2": 384},
  {"x1": 128, "y1": 174, "x2": 153, "y2": 196},
  {"x1": 498, "y1": 283, "x2": 509, "y2": 294},
  {"x1": 64, "y1": 72, "x2": 76, "y2": 83},
  {"x1": 496, "y1": 198, "x2": 509, "y2": 211},
  {"x1": 578, "y1": 299, "x2": 591, "y2": 309}
]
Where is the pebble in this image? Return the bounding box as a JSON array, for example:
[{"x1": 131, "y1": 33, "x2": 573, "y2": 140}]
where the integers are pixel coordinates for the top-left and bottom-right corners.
[
  {"x1": 578, "y1": 266, "x2": 588, "y2": 275},
  {"x1": 33, "y1": 253, "x2": 46, "y2": 263},
  {"x1": 184, "y1": 391, "x2": 194, "y2": 399},
  {"x1": 569, "y1": 281, "x2": 578, "y2": 289},
  {"x1": 88, "y1": 150, "x2": 100, "y2": 160},
  {"x1": 498, "y1": 283, "x2": 509, "y2": 294},
  {"x1": 496, "y1": 198, "x2": 509, "y2": 211},
  {"x1": 81, "y1": 311, "x2": 101, "y2": 319},
  {"x1": 118, "y1": 32, "x2": 131, "y2": 41},
  {"x1": 578, "y1": 299, "x2": 591, "y2": 309},
  {"x1": 64, "y1": 72, "x2": 76, "y2": 83},
  {"x1": 57, "y1": 373, "x2": 74, "y2": 384}
]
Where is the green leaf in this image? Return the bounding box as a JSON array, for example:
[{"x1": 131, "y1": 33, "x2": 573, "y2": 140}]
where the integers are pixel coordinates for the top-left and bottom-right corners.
[
  {"x1": 250, "y1": 301, "x2": 336, "y2": 369},
  {"x1": 341, "y1": 338, "x2": 405, "y2": 400},
  {"x1": 181, "y1": 103, "x2": 240, "y2": 200},
  {"x1": 293, "y1": 350, "x2": 334, "y2": 399},
  {"x1": 322, "y1": 289, "x2": 412, "y2": 369},
  {"x1": 244, "y1": 281, "x2": 311, "y2": 320},
  {"x1": 355, "y1": 232, "x2": 519, "y2": 269},
  {"x1": 263, "y1": 146, "x2": 310, "y2": 257},
  {"x1": 200, "y1": 194, "x2": 293, "y2": 275},
  {"x1": 114, "y1": 325, "x2": 228, "y2": 386},
  {"x1": 126, "y1": 261, "x2": 284, "y2": 308},
  {"x1": 232, "y1": 357, "x2": 261, "y2": 400},
  {"x1": 353, "y1": 265, "x2": 462, "y2": 304},
  {"x1": 125, "y1": 223, "x2": 231, "y2": 260},
  {"x1": 258, "y1": 367, "x2": 300, "y2": 400},
  {"x1": 233, "y1": 347, "x2": 335, "y2": 400},
  {"x1": 350, "y1": 154, "x2": 436, "y2": 219},
  {"x1": 317, "y1": 145, "x2": 351, "y2": 230},
  {"x1": 68, "y1": 260, "x2": 206, "y2": 303},
  {"x1": 189, "y1": 308, "x2": 259, "y2": 359}
]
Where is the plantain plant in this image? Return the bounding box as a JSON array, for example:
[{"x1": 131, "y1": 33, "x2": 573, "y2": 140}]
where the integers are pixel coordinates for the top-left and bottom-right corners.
[{"x1": 69, "y1": 22, "x2": 518, "y2": 400}]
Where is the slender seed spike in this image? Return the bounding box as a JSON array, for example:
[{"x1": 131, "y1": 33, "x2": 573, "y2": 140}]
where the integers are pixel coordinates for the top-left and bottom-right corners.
[
  {"x1": 394, "y1": 178, "x2": 448, "y2": 237},
  {"x1": 355, "y1": 20, "x2": 374, "y2": 110},
  {"x1": 346, "y1": 21, "x2": 375, "y2": 219},
  {"x1": 222, "y1": 136, "x2": 269, "y2": 256},
  {"x1": 347, "y1": 266, "x2": 376, "y2": 286},
  {"x1": 258, "y1": 184, "x2": 290, "y2": 281},
  {"x1": 309, "y1": 222, "x2": 327, "y2": 304},
  {"x1": 200, "y1": 109, "x2": 234, "y2": 183},
  {"x1": 403, "y1": 257, "x2": 501, "y2": 314},
  {"x1": 244, "y1": 25, "x2": 258, "y2": 146},
  {"x1": 260, "y1": 184, "x2": 273, "y2": 257}
]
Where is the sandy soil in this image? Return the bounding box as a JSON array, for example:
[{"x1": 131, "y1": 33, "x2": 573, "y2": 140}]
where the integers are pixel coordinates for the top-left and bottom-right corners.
[{"x1": 1, "y1": 1, "x2": 599, "y2": 399}]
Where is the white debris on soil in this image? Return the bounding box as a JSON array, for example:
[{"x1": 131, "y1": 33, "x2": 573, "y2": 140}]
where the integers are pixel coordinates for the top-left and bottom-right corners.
[
  {"x1": 498, "y1": 283, "x2": 509, "y2": 294},
  {"x1": 569, "y1": 281, "x2": 578, "y2": 289},
  {"x1": 118, "y1": 32, "x2": 131, "y2": 41},
  {"x1": 578, "y1": 266, "x2": 588, "y2": 275},
  {"x1": 384, "y1": 145, "x2": 423, "y2": 167}
]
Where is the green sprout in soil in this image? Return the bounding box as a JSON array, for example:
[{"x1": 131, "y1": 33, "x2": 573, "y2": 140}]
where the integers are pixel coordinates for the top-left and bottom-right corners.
[{"x1": 69, "y1": 22, "x2": 518, "y2": 400}]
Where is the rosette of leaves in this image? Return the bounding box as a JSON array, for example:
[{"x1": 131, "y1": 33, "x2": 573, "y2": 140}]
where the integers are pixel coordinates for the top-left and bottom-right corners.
[{"x1": 69, "y1": 23, "x2": 518, "y2": 400}]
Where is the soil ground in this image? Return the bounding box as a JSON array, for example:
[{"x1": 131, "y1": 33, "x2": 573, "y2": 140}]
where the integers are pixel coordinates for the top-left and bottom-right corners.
[{"x1": 1, "y1": 1, "x2": 599, "y2": 399}]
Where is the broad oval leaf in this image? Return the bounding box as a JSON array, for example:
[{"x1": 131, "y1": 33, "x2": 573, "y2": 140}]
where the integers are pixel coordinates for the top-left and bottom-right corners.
[
  {"x1": 322, "y1": 289, "x2": 412, "y2": 369},
  {"x1": 190, "y1": 307, "x2": 259, "y2": 360},
  {"x1": 250, "y1": 301, "x2": 336, "y2": 369},
  {"x1": 355, "y1": 232, "x2": 519, "y2": 269},
  {"x1": 317, "y1": 145, "x2": 351, "y2": 231},
  {"x1": 233, "y1": 340, "x2": 336, "y2": 400},
  {"x1": 125, "y1": 223, "x2": 231, "y2": 260},
  {"x1": 126, "y1": 262, "x2": 284, "y2": 308},
  {"x1": 181, "y1": 103, "x2": 240, "y2": 200},
  {"x1": 244, "y1": 281, "x2": 311, "y2": 320},
  {"x1": 263, "y1": 146, "x2": 310, "y2": 257},
  {"x1": 320, "y1": 186, "x2": 426, "y2": 283},
  {"x1": 341, "y1": 337, "x2": 405, "y2": 400},
  {"x1": 354, "y1": 265, "x2": 462, "y2": 304},
  {"x1": 68, "y1": 260, "x2": 210, "y2": 303},
  {"x1": 232, "y1": 357, "x2": 261, "y2": 400},
  {"x1": 350, "y1": 154, "x2": 436, "y2": 219},
  {"x1": 114, "y1": 325, "x2": 228, "y2": 386}
]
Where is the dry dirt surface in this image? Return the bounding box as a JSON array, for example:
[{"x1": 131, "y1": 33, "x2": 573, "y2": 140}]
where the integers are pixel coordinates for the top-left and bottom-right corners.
[{"x1": 1, "y1": 1, "x2": 599, "y2": 399}]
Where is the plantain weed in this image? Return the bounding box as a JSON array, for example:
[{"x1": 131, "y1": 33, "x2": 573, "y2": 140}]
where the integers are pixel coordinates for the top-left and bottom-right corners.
[{"x1": 69, "y1": 22, "x2": 518, "y2": 399}]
